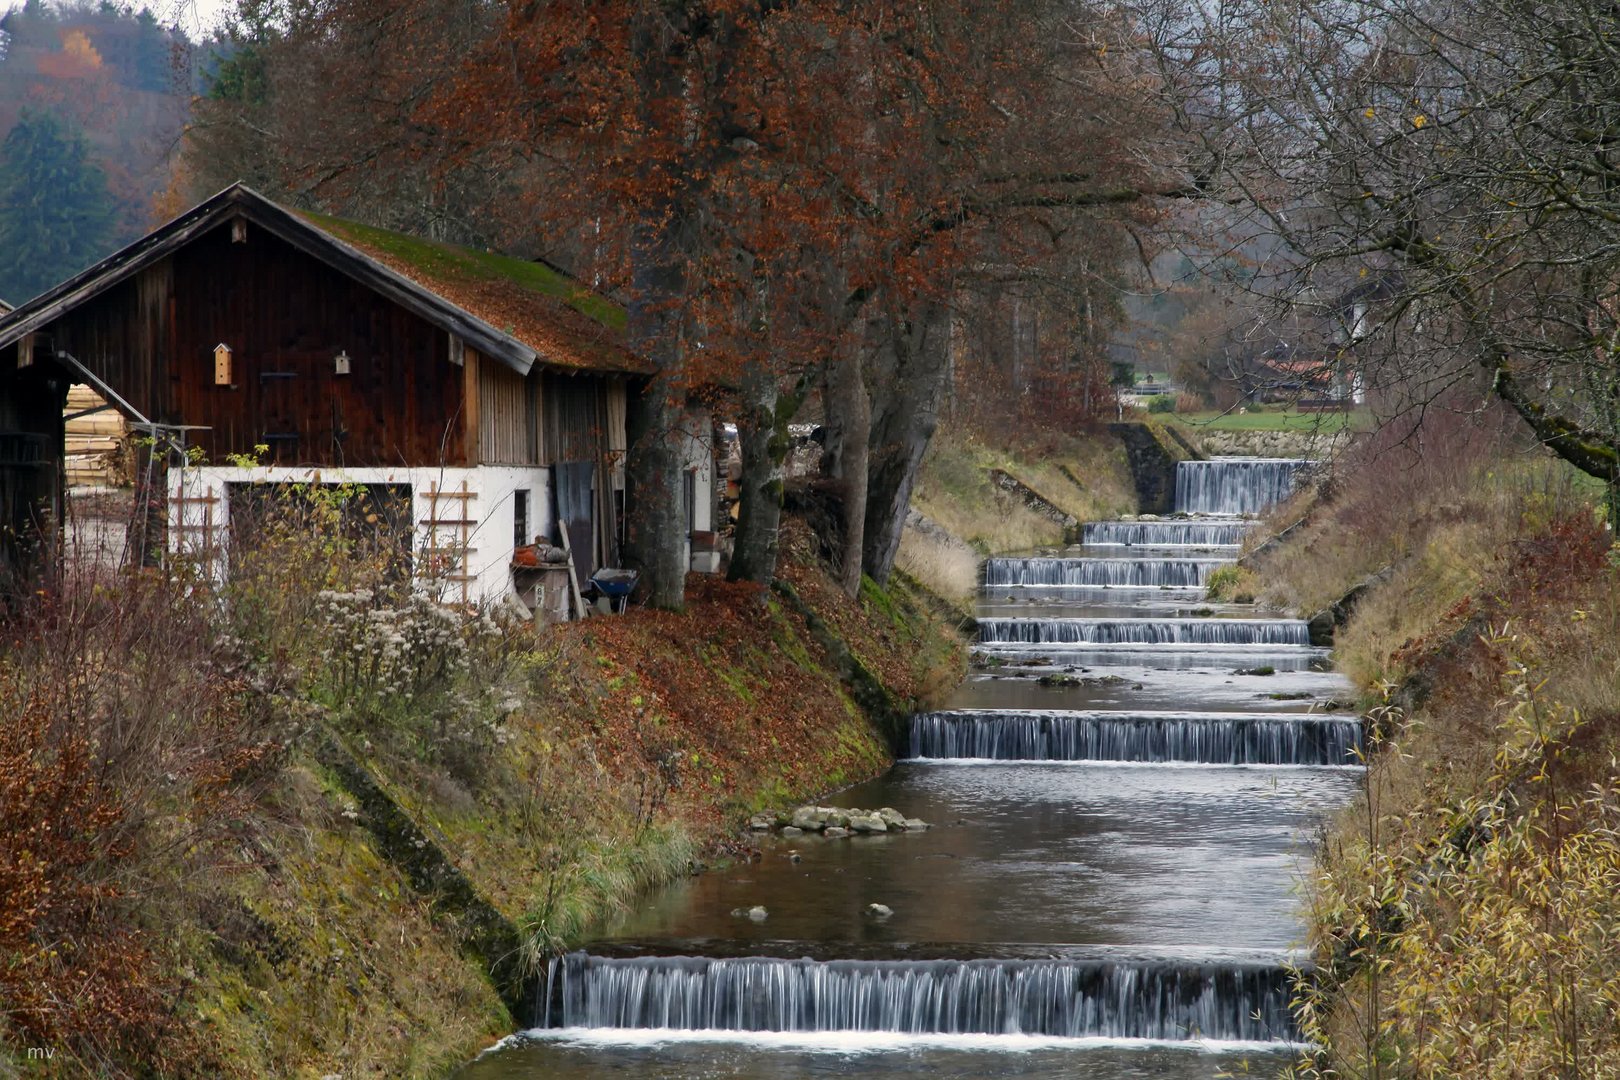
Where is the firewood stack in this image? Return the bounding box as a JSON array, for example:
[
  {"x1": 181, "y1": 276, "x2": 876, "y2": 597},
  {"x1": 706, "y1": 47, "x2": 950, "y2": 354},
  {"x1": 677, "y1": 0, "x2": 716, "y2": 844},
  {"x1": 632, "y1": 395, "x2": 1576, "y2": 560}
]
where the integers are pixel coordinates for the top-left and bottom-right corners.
[{"x1": 64, "y1": 385, "x2": 131, "y2": 488}]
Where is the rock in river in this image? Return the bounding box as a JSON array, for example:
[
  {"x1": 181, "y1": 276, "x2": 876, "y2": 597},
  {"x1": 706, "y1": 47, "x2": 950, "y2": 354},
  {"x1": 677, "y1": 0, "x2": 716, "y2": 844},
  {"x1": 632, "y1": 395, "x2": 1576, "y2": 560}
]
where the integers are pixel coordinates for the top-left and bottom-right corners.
[{"x1": 848, "y1": 813, "x2": 889, "y2": 834}]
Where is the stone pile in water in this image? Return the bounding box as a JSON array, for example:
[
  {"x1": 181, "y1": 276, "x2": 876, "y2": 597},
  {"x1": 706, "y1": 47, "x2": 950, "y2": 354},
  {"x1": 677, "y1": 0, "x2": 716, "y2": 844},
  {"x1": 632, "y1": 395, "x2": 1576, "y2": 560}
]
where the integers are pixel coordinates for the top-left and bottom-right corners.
[{"x1": 748, "y1": 804, "x2": 929, "y2": 837}]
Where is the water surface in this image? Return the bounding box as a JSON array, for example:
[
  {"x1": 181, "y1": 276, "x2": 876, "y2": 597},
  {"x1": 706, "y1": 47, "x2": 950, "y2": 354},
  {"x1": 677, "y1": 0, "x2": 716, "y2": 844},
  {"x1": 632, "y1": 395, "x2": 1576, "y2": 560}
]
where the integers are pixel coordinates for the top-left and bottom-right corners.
[{"x1": 459, "y1": 461, "x2": 1351, "y2": 1079}]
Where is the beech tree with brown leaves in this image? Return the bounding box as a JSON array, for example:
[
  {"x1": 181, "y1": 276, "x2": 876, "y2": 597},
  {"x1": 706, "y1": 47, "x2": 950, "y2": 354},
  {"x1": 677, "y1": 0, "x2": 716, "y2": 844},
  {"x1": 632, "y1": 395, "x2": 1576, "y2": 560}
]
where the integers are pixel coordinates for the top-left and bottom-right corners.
[{"x1": 192, "y1": 0, "x2": 1189, "y2": 603}]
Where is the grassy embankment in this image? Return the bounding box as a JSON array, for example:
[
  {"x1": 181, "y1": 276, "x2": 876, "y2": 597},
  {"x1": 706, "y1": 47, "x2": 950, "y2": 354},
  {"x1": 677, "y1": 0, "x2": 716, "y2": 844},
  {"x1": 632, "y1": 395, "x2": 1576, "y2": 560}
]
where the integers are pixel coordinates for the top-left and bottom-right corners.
[
  {"x1": 897, "y1": 428, "x2": 1138, "y2": 602},
  {"x1": 0, "y1": 506, "x2": 961, "y2": 1080},
  {"x1": 1241, "y1": 411, "x2": 1620, "y2": 1076},
  {"x1": 1167, "y1": 405, "x2": 1372, "y2": 434}
]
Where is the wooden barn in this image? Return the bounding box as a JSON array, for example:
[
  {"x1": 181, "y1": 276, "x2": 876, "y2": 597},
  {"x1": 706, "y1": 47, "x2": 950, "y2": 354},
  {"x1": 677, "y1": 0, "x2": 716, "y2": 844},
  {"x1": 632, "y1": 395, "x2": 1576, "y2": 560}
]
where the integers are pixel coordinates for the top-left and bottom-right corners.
[
  {"x1": 0, "y1": 184, "x2": 717, "y2": 611},
  {"x1": 0, "y1": 292, "x2": 76, "y2": 592}
]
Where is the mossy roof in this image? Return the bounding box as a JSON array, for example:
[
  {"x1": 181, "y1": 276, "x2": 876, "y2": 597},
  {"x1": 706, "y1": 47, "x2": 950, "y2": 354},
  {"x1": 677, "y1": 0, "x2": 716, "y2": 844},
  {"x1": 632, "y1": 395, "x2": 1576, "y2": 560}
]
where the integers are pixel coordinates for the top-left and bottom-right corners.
[
  {"x1": 293, "y1": 209, "x2": 646, "y2": 376},
  {"x1": 0, "y1": 184, "x2": 646, "y2": 378}
]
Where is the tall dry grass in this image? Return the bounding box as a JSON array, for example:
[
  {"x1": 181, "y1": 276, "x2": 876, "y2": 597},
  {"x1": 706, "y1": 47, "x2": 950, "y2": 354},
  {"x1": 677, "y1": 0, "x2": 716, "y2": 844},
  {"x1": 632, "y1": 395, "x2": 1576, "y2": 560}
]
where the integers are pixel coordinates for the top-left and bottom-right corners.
[
  {"x1": 909, "y1": 428, "x2": 1136, "y2": 554},
  {"x1": 0, "y1": 484, "x2": 525, "y2": 1077},
  {"x1": 1, "y1": 556, "x2": 285, "y2": 1078},
  {"x1": 1295, "y1": 513, "x2": 1620, "y2": 1079},
  {"x1": 1253, "y1": 401, "x2": 1599, "y2": 685},
  {"x1": 896, "y1": 523, "x2": 980, "y2": 603},
  {"x1": 1251, "y1": 399, "x2": 1620, "y2": 1080}
]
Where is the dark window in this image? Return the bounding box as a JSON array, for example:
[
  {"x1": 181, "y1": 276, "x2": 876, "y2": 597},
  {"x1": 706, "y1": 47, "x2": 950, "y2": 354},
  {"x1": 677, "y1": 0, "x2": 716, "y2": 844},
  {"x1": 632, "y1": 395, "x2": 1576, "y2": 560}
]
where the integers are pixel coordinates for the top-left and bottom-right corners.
[
  {"x1": 513, "y1": 489, "x2": 530, "y2": 548},
  {"x1": 683, "y1": 469, "x2": 697, "y2": 536}
]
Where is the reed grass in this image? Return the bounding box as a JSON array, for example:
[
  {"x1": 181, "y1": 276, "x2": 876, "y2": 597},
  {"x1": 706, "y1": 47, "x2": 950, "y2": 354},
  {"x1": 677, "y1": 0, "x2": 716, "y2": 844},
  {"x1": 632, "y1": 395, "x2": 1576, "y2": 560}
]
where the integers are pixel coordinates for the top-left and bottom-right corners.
[
  {"x1": 910, "y1": 429, "x2": 1135, "y2": 554},
  {"x1": 896, "y1": 525, "x2": 979, "y2": 603}
]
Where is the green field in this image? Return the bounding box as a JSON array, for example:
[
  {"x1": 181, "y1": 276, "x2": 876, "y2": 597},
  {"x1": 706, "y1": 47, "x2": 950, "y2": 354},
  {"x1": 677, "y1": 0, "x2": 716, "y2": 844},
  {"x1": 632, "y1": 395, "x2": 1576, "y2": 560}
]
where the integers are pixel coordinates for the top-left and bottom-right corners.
[{"x1": 1167, "y1": 408, "x2": 1370, "y2": 433}]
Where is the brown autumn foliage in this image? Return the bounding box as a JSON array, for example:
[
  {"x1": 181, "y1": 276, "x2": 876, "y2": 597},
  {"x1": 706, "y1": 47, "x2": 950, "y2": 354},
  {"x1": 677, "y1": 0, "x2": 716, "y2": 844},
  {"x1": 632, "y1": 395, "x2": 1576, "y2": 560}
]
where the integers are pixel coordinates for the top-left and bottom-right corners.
[
  {"x1": 0, "y1": 4, "x2": 194, "y2": 248},
  {"x1": 0, "y1": 567, "x2": 282, "y2": 1077},
  {"x1": 189, "y1": 0, "x2": 1179, "y2": 598},
  {"x1": 0, "y1": 679, "x2": 164, "y2": 1063},
  {"x1": 0, "y1": 492, "x2": 962, "y2": 1074},
  {"x1": 548, "y1": 521, "x2": 960, "y2": 833},
  {"x1": 1294, "y1": 508, "x2": 1620, "y2": 1078}
]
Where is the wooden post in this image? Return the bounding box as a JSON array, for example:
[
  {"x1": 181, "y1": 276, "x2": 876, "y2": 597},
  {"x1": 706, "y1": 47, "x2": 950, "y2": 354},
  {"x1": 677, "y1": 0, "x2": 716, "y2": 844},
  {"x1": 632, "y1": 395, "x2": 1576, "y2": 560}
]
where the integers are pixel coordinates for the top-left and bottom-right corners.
[{"x1": 557, "y1": 521, "x2": 589, "y2": 620}]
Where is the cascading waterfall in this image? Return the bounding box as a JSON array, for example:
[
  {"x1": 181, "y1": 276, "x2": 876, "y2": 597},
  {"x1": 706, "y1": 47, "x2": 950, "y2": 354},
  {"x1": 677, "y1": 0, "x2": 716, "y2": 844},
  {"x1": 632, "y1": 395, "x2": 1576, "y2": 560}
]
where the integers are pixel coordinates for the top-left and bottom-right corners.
[
  {"x1": 459, "y1": 446, "x2": 1359, "y2": 1076},
  {"x1": 910, "y1": 710, "x2": 1362, "y2": 766},
  {"x1": 985, "y1": 646, "x2": 1326, "y2": 672},
  {"x1": 977, "y1": 617, "x2": 1312, "y2": 647},
  {"x1": 1175, "y1": 459, "x2": 1305, "y2": 516},
  {"x1": 542, "y1": 953, "x2": 1299, "y2": 1042},
  {"x1": 984, "y1": 557, "x2": 1228, "y2": 589},
  {"x1": 1081, "y1": 520, "x2": 1251, "y2": 547}
]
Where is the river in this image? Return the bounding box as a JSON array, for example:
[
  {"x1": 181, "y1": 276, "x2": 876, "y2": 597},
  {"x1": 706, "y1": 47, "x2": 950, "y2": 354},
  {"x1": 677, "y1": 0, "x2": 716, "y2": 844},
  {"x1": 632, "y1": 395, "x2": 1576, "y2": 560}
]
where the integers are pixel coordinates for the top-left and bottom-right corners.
[{"x1": 458, "y1": 457, "x2": 1359, "y2": 1079}]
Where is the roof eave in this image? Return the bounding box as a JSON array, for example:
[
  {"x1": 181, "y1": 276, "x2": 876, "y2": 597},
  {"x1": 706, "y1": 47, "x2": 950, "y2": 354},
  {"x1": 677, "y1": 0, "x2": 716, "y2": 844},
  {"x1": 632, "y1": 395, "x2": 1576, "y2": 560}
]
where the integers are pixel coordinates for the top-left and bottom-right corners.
[{"x1": 0, "y1": 187, "x2": 242, "y2": 353}]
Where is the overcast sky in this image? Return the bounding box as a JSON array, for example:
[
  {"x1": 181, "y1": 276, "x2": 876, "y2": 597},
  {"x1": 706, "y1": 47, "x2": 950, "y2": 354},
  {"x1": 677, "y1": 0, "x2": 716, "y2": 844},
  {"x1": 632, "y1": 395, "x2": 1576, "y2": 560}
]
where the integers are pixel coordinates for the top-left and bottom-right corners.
[{"x1": 163, "y1": 0, "x2": 231, "y2": 39}]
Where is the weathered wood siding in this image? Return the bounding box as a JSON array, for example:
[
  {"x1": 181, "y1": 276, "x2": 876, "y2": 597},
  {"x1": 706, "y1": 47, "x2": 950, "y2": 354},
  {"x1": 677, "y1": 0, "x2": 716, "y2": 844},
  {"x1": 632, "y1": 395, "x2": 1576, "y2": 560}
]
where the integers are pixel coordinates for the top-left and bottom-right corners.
[
  {"x1": 45, "y1": 221, "x2": 468, "y2": 467},
  {"x1": 541, "y1": 371, "x2": 626, "y2": 469},
  {"x1": 476, "y1": 348, "x2": 537, "y2": 464},
  {"x1": 39, "y1": 262, "x2": 171, "y2": 423},
  {"x1": 606, "y1": 378, "x2": 628, "y2": 489}
]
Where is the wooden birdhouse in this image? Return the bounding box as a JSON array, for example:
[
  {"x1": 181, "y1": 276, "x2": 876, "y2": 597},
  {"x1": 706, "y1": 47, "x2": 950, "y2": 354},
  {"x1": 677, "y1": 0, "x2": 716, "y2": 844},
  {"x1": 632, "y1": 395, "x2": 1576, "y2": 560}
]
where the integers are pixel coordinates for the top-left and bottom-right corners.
[{"x1": 213, "y1": 343, "x2": 233, "y2": 386}]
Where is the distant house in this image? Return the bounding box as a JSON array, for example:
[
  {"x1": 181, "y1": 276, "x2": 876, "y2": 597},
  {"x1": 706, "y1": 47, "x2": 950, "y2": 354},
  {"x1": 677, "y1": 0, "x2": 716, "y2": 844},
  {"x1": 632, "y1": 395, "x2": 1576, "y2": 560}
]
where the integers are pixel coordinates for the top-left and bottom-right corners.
[
  {"x1": 1246, "y1": 347, "x2": 1362, "y2": 408},
  {"x1": 0, "y1": 184, "x2": 717, "y2": 610}
]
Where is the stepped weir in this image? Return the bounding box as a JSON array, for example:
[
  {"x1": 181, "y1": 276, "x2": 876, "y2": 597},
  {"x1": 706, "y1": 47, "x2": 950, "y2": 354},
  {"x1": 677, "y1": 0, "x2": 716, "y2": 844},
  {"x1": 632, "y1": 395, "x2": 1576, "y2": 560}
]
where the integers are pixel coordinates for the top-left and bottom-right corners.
[
  {"x1": 541, "y1": 952, "x2": 1300, "y2": 1042},
  {"x1": 464, "y1": 450, "x2": 1352, "y2": 1078},
  {"x1": 983, "y1": 556, "x2": 1229, "y2": 589},
  {"x1": 910, "y1": 709, "x2": 1362, "y2": 766},
  {"x1": 1081, "y1": 520, "x2": 1250, "y2": 547},
  {"x1": 1174, "y1": 458, "x2": 1305, "y2": 516},
  {"x1": 977, "y1": 617, "x2": 1312, "y2": 647}
]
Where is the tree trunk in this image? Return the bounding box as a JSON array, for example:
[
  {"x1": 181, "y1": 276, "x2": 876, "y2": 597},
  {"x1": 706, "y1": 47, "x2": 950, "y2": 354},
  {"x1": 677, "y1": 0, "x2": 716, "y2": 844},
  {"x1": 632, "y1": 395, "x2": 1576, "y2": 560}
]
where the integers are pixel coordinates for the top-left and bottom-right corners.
[
  {"x1": 622, "y1": 381, "x2": 690, "y2": 609},
  {"x1": 727, "y1": 366, "x2": 799, "y2": 585},
  {"x1": 862, "y1": 300, "x2": 951, "y2": 584},
  {"x1": 620, "y1": 11, "x2": 694, "y2": 610},
  {"x1": 823, "y1": 347, "x2": 870, "y2": 597}
]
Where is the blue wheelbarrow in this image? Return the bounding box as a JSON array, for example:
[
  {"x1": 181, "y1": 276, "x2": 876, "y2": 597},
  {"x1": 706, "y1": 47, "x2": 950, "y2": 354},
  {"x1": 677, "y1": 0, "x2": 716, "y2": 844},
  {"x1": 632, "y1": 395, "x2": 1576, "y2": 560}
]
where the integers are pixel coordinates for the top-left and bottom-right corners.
[{"x1": 589, "y1": 568, "x2": 639, "y2": 614}]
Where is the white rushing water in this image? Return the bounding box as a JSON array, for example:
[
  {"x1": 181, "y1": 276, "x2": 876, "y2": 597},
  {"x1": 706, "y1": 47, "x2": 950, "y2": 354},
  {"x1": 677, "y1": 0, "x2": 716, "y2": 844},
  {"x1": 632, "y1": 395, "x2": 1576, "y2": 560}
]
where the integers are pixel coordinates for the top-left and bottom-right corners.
[
  {"x1": 1174, "y1": 458, "x2": 1305, "y2": 516},
  {"x1": 909, "y1": 709, "x2": 1362, "y2": 766},
  {"x1": 1081, "y1": 520, "x2": 1251, "y2": 547},
  {"x1": 977, "y1": 617, "x2": 1312, "y2": 646},
  {"x1": 542, "y1": 953, "x2": 1299, "y2": 1042},
  {"x1": 984, "y1": 557, "x2": 1230, "y2": 589}
]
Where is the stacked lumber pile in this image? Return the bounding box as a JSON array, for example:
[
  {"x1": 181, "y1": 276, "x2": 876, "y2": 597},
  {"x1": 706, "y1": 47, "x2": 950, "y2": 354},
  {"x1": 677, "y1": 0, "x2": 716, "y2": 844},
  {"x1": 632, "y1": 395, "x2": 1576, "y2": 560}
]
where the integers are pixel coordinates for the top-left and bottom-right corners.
[{"x1": 64, "y1": 385, "x2": 130, "y2": 488}]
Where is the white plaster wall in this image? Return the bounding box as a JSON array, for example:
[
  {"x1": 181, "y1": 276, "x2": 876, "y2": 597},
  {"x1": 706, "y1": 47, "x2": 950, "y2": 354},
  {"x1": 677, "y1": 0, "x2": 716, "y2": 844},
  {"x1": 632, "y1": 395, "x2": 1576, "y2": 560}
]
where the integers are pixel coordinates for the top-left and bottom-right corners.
[
  {"x1": 170, "y1": 430, "x2": 720, "y2": 605},
  {"x1": 168, "y1": 464, "x2": 552, "y2": 608}
]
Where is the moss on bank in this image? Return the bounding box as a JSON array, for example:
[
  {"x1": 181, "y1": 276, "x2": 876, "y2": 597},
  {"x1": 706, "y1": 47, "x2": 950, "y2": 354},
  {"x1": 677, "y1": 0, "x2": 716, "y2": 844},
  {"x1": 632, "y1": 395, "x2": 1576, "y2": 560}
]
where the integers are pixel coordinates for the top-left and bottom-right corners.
[{"x1": 1, "y1": 521, "x2": 962, "y2": 1079}]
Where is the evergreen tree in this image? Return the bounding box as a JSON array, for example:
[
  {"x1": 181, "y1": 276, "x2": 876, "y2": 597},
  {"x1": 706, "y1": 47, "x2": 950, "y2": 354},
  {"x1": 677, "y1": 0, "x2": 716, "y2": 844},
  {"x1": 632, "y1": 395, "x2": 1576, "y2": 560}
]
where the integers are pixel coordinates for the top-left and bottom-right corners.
[
  {"x1": 133, "y1": 8, "x2": 176, "y2": 93},
  {"x1": 0, "y1": 110, "x2": 118, "y2": 304}
]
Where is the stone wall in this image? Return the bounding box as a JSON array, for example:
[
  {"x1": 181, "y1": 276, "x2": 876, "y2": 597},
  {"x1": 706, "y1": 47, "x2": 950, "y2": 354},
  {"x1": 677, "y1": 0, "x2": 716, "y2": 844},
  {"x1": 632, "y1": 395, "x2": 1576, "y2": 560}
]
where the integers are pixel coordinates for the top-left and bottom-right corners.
[
  {"x1": 1108, "y1": 421, "x2": 1194, "y2": 514},
  {"x1": 1194, "y1": 426, "x2": 1352, "y2": 461}
]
